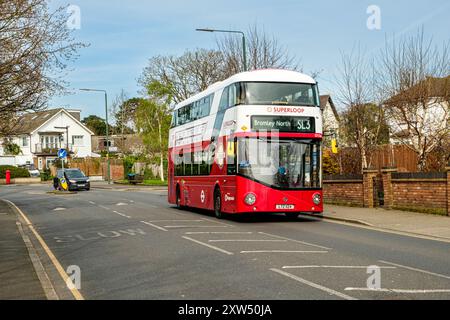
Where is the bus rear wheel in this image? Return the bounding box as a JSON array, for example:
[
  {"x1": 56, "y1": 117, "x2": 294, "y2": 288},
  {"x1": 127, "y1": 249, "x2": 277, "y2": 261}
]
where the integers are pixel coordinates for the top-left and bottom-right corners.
[
  {"x1": 214, "y1": 188, "x2": 224, "y2": 219},
  {"x1": 176, "y1": 186, "x2": 182, "y2": 209}
]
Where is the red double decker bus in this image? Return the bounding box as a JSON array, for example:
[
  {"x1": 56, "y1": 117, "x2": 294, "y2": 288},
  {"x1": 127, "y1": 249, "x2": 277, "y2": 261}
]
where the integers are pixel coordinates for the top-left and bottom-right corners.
[{"x1": 168, "y1": 69, "x2": 323, "y2": 219}]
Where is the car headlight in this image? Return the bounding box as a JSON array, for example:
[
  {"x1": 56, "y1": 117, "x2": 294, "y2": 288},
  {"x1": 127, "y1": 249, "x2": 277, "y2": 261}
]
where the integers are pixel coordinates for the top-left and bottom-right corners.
[
  {"x1": 244, "y1": 193, "x2": 257, "y2": 206},
  {"x1": 86, "y1": 179, "x2": 90, "y2": 183},
  {"x1": 69, "y1": 180, "x2": 77, "y2": 183},
  {"x1": 313, "y1": 193, "x2": 322, "y2": 205}
]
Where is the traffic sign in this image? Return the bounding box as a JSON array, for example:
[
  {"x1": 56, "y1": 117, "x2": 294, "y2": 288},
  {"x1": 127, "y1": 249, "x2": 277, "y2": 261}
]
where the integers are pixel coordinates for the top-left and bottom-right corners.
[{"x1": 58, "y1": 149, "x2": 68, "y2": 159}]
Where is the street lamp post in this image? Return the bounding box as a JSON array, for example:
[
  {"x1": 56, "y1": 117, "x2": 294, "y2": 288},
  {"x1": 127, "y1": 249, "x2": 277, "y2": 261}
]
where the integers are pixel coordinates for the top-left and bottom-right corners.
[
  {"x1": 196, "y1": 28, "x2": 247, "y2": 72},
  {"x1": 79, "y1": 88, "x2": 111, "y2": 184}
]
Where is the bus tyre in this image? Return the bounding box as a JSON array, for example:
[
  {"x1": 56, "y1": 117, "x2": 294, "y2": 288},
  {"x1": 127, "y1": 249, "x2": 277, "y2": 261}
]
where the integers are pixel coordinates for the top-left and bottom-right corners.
[
  {"x1": 176, "y1": 186, "x2": 182, "y2": 209},
  {"x1": 214, "y1": 188, "x2": 224, "y2": 219},
  {"x1": 286, "y1": 212, "x2": 300, "y2": 219}
]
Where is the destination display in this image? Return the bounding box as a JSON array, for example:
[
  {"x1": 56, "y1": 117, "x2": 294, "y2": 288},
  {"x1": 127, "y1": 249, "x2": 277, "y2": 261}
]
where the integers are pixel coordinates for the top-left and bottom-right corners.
[{"x1": 251, "y1": 116, "x2": 315, "y2": 133}]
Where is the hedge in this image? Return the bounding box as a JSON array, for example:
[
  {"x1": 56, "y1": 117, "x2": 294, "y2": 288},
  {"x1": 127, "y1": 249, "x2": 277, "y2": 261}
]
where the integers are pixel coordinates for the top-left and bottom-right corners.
[{"x1": 0, "y1": 165, "x2": 31, "y2": 179}]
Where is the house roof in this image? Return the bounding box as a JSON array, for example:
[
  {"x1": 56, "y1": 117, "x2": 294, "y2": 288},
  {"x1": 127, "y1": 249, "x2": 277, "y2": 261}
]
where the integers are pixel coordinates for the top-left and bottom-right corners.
[
  {"x1": 386, "y1": 75, "x2": 450, "y2": 105},
  {"x1": 12, "y1": 108, "x2": 94, "y2": 136},
  {"x1": 320, "y1": 95, "x2": 340, "y2": 121}
]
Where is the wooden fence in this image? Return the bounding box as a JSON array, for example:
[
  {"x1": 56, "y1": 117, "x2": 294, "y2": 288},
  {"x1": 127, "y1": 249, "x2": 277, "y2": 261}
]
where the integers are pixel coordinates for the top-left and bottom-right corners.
[{"x1": 328, "y1": 144, "x2": 449, "y2": 174}]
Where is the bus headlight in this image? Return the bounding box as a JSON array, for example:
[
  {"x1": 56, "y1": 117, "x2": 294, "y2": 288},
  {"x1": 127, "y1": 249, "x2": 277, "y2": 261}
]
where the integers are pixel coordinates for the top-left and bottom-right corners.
[
  {"x1": 313, "y1": 193, "x2": 322, "y2": 205},
  {"x1": 245, "y1": 193, "x2": 257, "y2": 206}
]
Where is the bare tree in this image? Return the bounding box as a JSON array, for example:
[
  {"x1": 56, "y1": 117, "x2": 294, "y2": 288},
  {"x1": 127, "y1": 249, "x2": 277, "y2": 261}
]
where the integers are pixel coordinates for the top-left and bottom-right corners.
[
  {"x1": 335, "y1": 48, "x2": 388, "y2": 171},
  {"x1": 216, "y1": 24, "x2": 301, "y2": 77},
  {"x1": 139, "y1": 49, "x2": 226, "y2": 104},
  {"x1": 378, "y1": 29, "x2": 450, "y2": 171},
  {"x1": 139, "y1": 25, "x2": 305, "y2": 104},
  {"x1": 0, "y1": 0, "x2": 86, "y2": 135}
]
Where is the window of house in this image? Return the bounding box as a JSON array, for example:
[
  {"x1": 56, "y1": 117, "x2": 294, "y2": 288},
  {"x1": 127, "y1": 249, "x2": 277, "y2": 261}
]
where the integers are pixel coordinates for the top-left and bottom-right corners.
[
  {"x1": 22, "y1": 136, "x2": 29, "y2": 147},
  {"x1": 72, "y1": 136, "x2": 84, "y2": 146}
]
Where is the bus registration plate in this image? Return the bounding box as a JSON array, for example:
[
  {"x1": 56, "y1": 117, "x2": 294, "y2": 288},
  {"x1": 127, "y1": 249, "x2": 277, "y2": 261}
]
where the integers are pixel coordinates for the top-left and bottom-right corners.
[{"x1": 276, "y1": 204, "x2": 295, "y2": 210}]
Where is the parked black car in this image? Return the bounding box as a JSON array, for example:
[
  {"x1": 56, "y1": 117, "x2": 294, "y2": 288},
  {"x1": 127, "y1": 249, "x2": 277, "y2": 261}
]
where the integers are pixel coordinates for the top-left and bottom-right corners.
[{"x1": 54, "y1": 169, "x2": 91, "y2": 191}]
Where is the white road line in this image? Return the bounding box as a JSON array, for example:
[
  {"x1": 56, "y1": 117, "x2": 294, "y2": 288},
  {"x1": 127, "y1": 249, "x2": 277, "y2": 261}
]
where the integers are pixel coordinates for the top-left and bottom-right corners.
[
  {"x1": 282, "y1": 265, "x2": 397, "y2": 269},
  {"x1": 209, "y1": 239, "x2": 288, "y2": 243},
  {"x1": 258, "y1": 232, "x2": 332, "y2": 250},
  {"x1": 113, "y1": 211, "x2": 131, "y2": 219},
  {"x1": 148, "y1": 220, "x2": 205, "y2": 223},
  {"x1": 141, "y1": 221, "x2": 168, "y2": 232},
  {"x1": 98, "y1": 205, "x2": 110, "y2": 211},
  {"x1": 345, "y1": 288, "x2": 450, "y2": 294},
  {"x1": 182, "y1": 236, "x2": 234, "y2": 255},
  {"x1": 185, "y1": 232, "x2": 253, "y2": 235},
  {"x1": 378, "y1": 260, "x2": 450, "y2": 280},
  {"x1": 241, "y1": 250, "x2": 328, "y2": 254},
  {"x1": 164, "y1": 225, "x2": 228, "y2": 229},
  {"x1": 89, "y1": 201, "x2": 96, "y2": 205},
  {"x1": 271, "y1": 268, "x2": 357, "y2": 300},
  {"x1": 201, "y1": 218, "x2": 235, "y2": 227}
]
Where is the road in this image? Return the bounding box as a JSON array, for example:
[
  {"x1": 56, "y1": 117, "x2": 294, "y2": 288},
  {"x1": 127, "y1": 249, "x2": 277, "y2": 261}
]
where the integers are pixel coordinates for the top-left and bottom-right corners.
[{"x1": 1, "y1": 184, "x2": 449, "y2": 300}]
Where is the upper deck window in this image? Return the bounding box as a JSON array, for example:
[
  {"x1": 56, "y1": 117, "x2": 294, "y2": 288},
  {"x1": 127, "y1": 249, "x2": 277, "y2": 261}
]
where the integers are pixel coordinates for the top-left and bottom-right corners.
[{"x1": 243, "y1": 82, "x2": 319, "y2": 107}]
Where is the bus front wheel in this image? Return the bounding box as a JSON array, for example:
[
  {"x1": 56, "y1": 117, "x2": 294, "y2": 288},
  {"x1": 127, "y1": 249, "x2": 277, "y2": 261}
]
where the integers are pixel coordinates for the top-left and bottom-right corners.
[{"x1": 214, "y1": 188, "x2": 224, "y2": 219}]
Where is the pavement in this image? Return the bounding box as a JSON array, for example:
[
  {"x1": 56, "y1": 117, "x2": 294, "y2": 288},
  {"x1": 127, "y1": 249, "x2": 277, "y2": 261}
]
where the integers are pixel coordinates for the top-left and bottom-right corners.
[
  {"x1": 0, "y1": 183, "x2": 449, "y2": 300},
  {"x1": 0, "y1": 200, "x2": 47, "y2": 300},
  {"x1": 322, "y1": 205, "x2": 450, "y2": 241}
]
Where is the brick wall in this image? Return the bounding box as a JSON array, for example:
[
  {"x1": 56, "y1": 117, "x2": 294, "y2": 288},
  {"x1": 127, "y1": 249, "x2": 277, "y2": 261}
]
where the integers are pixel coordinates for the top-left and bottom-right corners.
[
  {"x1": 323, "y1": 168, "x2": 450, "y2": 215},
  {"x1": 391, "y1": 173, "x2": 447, "y2": 212},
  {"x1": 323, "y1": 175, "x2": 364, "y2": 206}
]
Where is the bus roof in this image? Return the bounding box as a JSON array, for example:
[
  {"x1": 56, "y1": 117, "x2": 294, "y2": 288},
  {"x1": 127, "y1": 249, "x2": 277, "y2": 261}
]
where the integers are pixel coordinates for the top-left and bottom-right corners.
[{"x1": 175, "y1": 69, "x2": 317, "y2": 110}]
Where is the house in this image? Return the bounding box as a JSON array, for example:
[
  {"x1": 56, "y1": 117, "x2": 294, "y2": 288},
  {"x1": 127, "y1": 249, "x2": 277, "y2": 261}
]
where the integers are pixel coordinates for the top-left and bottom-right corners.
[
  {"x1": 385, "y1": 76, "x2": 449, "y2": 146},
  {"x1": 0, "y1": 108, "x2": 95, "y2": 170},
  {"x1": 92, "y1": 134, "x2": 144, "y2": 155},
  {"x1": 320, "y1": 95, "x2": 340, "y2": 145}
]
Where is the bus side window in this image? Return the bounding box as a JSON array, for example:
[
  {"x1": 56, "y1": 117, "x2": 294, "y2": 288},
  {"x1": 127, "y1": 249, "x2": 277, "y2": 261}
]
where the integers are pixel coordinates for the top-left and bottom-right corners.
[{"x1": 219, "y1": 87, "x2": 229, "y2": 111}]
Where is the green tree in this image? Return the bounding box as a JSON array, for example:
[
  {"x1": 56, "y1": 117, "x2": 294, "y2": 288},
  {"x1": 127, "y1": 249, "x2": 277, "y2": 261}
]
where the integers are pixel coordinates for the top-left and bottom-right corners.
[
  {"x1": 136, "y1": 81, "x2": 173, "y2": 182},
  {"x1": 82, "y1": 115, "x2": 107, "y2": 136},
  {"x1": 114, "y1": 97, "x2": 143, "y2": 134}
]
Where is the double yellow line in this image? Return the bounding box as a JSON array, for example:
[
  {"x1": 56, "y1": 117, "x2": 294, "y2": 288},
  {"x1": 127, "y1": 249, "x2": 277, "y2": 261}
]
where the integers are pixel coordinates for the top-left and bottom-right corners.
[{"x1": 4, "y1": 199, "x2": 85, "y2": 300}]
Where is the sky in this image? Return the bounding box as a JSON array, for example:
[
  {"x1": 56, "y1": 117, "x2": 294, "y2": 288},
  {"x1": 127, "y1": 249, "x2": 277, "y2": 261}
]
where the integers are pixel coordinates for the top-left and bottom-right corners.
[{"x1": 49, "y1": 0, "x2": 450, "y2": 121}]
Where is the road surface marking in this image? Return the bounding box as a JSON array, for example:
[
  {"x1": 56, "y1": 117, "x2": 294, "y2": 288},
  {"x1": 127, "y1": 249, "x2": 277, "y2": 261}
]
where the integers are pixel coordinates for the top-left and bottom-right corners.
[
  {"x1": 282, "y1": 265, "x2": 396, "y2": 269},
  {"x1": 116, "y1": 203, "x2": 128, "y2": 206},
  {"x1": 141, "y1": 221, "x2": 168, "y2": 232},
  {"x1": 98, "y1": 205, "x2": 110, "y2": 211},
  {"x1": 185, "y1": 232, "x2": 253, "y2": 235},
  {"x1": 16, "y1": 221, "x2": 59, "y2": 300},
  {"x1": 89, "y1": 201, "x2": 96, "y2": 205},
  {"x1": 258, "y1": 232, "x2": 332, "y2": 250},
  {"x1": 182, "y1": 236, "x2": 234, "y2": 255},
  {"x1": 378, "y1": 260, "x2": 450, "y2": 280},
  {"x1": 4, "y1": 199, "x2": 85, "y2": 300},
  {"x1": 344, "y1": 288, "x2": 450, "y2": 294},
  {"x1": 113, "y1": 211, "x2": 131, "y2": 219},
  {"x1": 148, "y1": 220, "x2": 205, "y2": 223},
  {"x1": 271, "y1": 268, "x2": 357, "y2": 300},
  {"x1": 201, "y1": 218, "x2": 235, "y2": 227},
  {"x1": 164, "y1": 225, "x2": 228, "y2": 229},
  {"x1": 241, "y1": 250, "x2": 328, "y2": 254},
  {"x1": 53, "y1": 208, "x2": 67, "y2": 211},
  {"x1": 209, "y1": 239, "x2": 287, "y2": 243}
]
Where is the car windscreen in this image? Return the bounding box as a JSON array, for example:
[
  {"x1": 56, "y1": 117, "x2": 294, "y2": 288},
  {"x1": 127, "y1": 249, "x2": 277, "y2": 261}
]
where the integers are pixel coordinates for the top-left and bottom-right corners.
[{"x1": 65, "y1": 170, "x2": 86, "y2": 179}]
